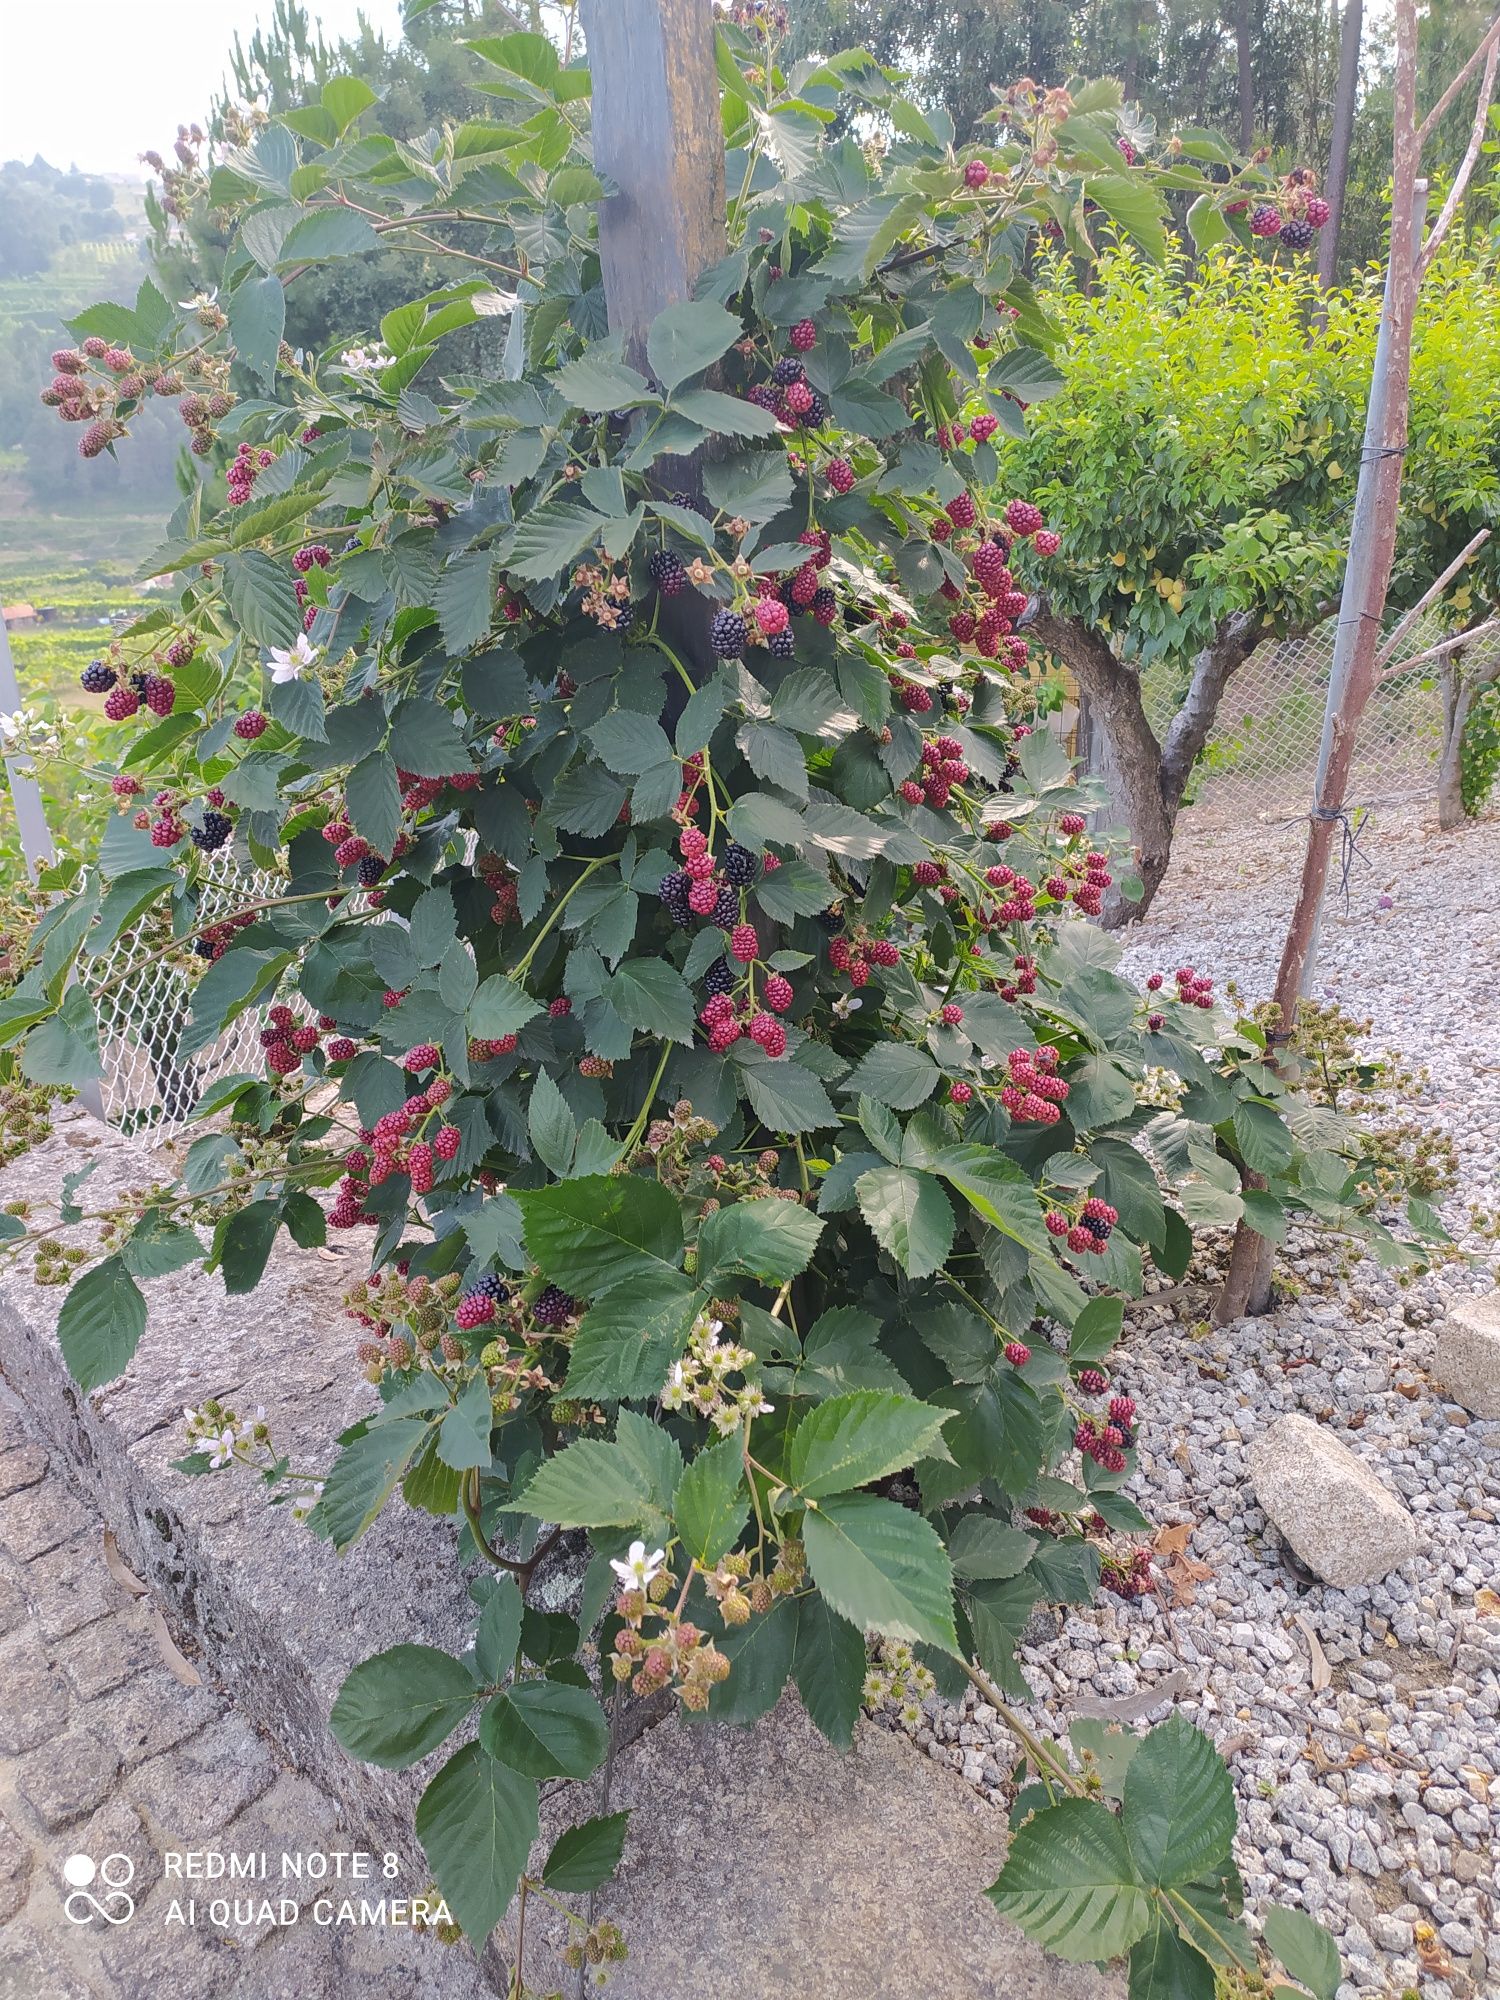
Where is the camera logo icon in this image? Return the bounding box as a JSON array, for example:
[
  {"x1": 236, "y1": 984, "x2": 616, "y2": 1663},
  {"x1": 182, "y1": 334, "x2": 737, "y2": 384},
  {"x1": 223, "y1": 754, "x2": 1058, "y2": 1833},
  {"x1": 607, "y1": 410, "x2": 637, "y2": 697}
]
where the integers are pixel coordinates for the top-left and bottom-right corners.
[{"x1": 63, "y1": 1853, "x2": 136, "y2": 1925}]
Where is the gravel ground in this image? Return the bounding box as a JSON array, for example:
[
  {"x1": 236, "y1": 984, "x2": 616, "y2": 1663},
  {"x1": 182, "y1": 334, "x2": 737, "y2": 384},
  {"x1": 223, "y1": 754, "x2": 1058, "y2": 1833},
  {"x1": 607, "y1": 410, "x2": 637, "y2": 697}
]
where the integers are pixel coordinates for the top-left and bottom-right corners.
[{"x1": 905, "y1": 809, "x2": 1500, "y2": 2000}]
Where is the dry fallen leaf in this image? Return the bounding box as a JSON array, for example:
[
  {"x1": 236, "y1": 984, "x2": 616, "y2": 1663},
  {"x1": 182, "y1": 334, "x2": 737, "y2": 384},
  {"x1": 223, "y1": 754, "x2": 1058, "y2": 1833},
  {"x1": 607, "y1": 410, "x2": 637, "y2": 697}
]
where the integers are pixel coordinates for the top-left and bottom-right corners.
[
  {"x1": 102, "y1": 1528, "x2": 147, "y2": 1597},
  {"x1": 1295, "y1": 1612, "x2": 1333, "y2": 1691},
  {"x1": 1475, "y1": 1587, "x2": 1500, "y2": 1618},
  {"x1": 1153, "y1": 1523, "x2": 1195, "y2": 1558},
  {"x1": 1151, "y1": 1523, "x2": 1214, "y2": 1606},
  {"x1": 146, "y1": 1602, "x2": 202, "y2": 1687}
]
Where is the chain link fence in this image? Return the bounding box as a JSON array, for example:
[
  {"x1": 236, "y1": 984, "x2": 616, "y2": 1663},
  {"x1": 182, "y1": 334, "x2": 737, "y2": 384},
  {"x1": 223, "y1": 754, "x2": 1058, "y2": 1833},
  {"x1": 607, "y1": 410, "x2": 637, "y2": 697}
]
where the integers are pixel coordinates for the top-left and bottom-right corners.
[
  {"x1": 1139, "y1": 614, "x2": 1453, "y2": 826},
  {"x1": 77, "y1": 850, "x2": 282, "y2": 1133}
]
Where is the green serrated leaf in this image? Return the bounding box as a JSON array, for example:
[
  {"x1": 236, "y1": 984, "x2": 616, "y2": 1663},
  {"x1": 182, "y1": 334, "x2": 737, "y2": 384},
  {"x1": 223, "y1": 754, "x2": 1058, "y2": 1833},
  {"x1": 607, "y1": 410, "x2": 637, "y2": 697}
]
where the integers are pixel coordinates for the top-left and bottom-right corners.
[{"x1": 330, "y1": 1644, "x2": 476, "y2": 1770}]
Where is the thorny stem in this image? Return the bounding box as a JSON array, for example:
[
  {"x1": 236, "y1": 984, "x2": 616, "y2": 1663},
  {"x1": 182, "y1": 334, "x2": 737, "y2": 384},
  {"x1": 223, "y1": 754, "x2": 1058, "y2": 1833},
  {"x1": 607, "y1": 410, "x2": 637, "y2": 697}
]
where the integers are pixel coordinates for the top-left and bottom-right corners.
[
  {"x1": 511, "y1": 857, "x2": 608, "y2": 980},
  {"x1": 742, "y1": 1411, "x2": 769, "y2": 1560},
  {"x1": 464, "y1": 1469, "x2": 533, "y2": 1578},
  {"x1": 957, "y1": 1659, "x2": 1083, "y2": 1800},
  {"x1": 508, "y1": 1876, "x2": 528, "y2": 2000},
  {"x1": 619, "y1": 1043, "x2": 673, "y2": 1159}
]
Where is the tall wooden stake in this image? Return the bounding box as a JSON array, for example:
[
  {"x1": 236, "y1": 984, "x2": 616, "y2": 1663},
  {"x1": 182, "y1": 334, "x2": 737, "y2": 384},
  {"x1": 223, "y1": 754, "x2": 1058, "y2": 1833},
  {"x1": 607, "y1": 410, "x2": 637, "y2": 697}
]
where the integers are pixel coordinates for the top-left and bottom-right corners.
[
  {"x1": 580, "y1": 0, "x2": 727, "y2": 363},
  {"x1": 579, "y1": 0, "x2": 728, "y2": 694},
  {"x1": 1317, "y1": 0, "x2": 1364, "y2": 288}
]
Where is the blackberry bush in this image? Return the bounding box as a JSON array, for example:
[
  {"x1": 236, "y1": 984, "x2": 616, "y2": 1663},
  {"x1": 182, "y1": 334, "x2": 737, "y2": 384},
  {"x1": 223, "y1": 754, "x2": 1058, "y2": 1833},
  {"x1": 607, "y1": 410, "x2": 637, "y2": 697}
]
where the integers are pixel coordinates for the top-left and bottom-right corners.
[{"x1": 0, "y1": 24, "x2": 1405, "y2": 1995}]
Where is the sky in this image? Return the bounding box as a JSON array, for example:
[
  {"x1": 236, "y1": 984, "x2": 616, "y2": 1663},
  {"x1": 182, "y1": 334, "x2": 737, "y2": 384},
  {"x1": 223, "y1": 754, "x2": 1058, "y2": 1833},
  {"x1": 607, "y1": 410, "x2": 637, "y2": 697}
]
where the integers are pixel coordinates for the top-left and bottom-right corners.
[{"x1": 0, "y1": 0, "x2": 409, "y2": 177}]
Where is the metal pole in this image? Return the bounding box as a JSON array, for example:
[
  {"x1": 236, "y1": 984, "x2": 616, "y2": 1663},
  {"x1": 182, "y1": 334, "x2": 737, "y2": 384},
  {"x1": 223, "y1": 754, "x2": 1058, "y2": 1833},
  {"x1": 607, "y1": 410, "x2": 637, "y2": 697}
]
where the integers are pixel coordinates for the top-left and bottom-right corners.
[{"x1": 0, "y1": 614, "x2": 56, "y2": 881}]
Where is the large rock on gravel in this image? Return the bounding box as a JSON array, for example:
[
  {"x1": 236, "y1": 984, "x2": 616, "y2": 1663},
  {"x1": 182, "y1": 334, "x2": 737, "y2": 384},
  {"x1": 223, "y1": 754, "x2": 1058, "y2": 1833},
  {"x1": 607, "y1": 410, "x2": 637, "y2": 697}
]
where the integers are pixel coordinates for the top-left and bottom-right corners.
[
  {"x1": 515, "y1": 1695, "x2": 1124, "y2": 2000},
  {"x1": 1247, "y1": 1414, "x2": 1418, "y2": 1588},
  {"x1": 1434, "y1": 1294, "x2": 1500, "y2": 1418}
]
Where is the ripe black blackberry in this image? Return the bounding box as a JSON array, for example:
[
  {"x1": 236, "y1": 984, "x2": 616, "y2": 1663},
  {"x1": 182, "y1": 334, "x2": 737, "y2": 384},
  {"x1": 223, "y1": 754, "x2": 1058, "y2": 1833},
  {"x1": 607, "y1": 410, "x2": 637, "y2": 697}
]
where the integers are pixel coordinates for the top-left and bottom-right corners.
[
  {"x1": 192, "y1": 935, "x2": 216, "y2": 959},
  {"x1": 474, "y1": 1272, "x2": 510, "y2": 1302},
  {"x1": 658, "y1": 870, "x2": 692, "y2": 926},
  {"x1": 721, "y1": 843, "x2": 758, "y2": 887},
  {"x1": 190, "y1": 809, "x2": 233, "y2": 852},
  {"x1": 703, "y1": 956, "x2": 736, "y2": 997},
  {"x1": 767, "y1": 628, "x2": 795, "y2": 659},
  {"x1": 648, "y1": 549, "x2": 688, "y2": 597},
  {"x1": 668, "y1": 490, "x2": 712, "y2": 519},
  {"x1": 771, "y1": 357, "x2": 805, "y2": 387},
  {"x1": 811, "y1": 586, "x2": 836, "y2": 621},
  {"x1": 1081, "y1": 1214, "x2": 1111, "y2": 1240},
  {"x1": 802, "y1": 390, "x2": 826, "y2": 426},
  {"x1": 533, "y1": 1283, "x2": 575, "y2": 1327},
  {"x1": 80, "y1": 659, "x2": 116, "y2": 694},
  {"x1": 712, "y1": 885, "x2": 740, "y2": 928},
  {"x1": 710, "y1": 609, "x2": 748, "y2": 658},
  {"x1": 815, "y1": 906, "x2": 846, "y2": 935},
  {"x1": 357, "y1": 853, "x2": 387, "y2": 886},
  {"x1": 129, "y1": 671, "x2": 150, "y2": 697},
  {"x1": 1279, "y1": 217, "x2": 1314, "y2": 251}
]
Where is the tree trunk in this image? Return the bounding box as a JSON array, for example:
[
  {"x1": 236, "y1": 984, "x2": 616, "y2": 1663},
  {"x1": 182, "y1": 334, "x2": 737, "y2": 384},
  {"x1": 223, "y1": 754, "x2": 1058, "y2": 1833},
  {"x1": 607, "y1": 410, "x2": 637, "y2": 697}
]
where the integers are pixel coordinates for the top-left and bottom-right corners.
[
  {"x1": 1318, "y1": 0, "x2": 1364, "y2": 288},
  {"x1": 1035, "y1": 607, "x2": 1263, "y2": 925},
  {"x1": 1235, "y1": 0, "x2": 1256, "y2": 152},
  {"x1": 1031, "y1": 609, "x2": 1175, "y2": 925}
]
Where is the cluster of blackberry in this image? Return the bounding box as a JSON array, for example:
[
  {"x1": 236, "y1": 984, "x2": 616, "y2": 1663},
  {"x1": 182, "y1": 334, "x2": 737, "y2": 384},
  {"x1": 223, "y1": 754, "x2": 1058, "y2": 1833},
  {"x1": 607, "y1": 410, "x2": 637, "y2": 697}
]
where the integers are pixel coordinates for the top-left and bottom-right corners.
[
  {"x1": 1074, "y1": 1389, "x2": 1137, "y2": 1475},
  {"x1": 745, "y1": 346, "x2": 827, "y2": 432},
  {"x1": 658, "y1": 826, "x2": 760, "y2": 932},
  {"x1": 191, "y1": 909, "x2": 255, "y2": 962},
  {"x1": 85, "y1": 657, "x2": 179, "y2": 724}
]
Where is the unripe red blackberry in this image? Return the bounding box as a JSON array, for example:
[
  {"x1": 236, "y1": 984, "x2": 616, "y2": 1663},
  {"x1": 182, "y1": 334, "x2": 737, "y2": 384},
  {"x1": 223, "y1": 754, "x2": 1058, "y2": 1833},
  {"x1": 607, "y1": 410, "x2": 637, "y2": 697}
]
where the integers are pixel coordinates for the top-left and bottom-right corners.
[
  {"x1": 1034, "y1": 529, "x2": 1061, "y2": 556},
  {"x1": 1076, "y1": 1365, "x2": 1109, "y2": 1394},
  {"x1": 826, "y1": 456, "x2": 855, "y2": 493},
  {"x1": 945, "y1": 492, "x2": 977, "y2": 529},
  {"x1": 789, "y1": 318, "x2": 817, "y2": 352},
  {"x1": 729, "y1": 922, "x2": 759, "y2": 963},
  {"x1": 1004, "y1": 499, "x2": 1043, "y2": 537},
  {"x1": 403, "y1": 1044, "x2": 441, "y2": 1072},
  {"x1": 234, "y1": 709, "x2": 267, "y2": 740},
  {"x1": 898, "y1": 682, "x2": 933, "y2": 713},
  {"x1": 103, "y1": 684, "x2": 141, "y2": 721},
  {"x1": 868, "y1": 939, "x2": 900, "y2": 968},
  {"x1": 1249, "y1": 203, "x2": 1283, "y2": 238},
  {"x1": 939, "y1": 1002, "x2": 964, "y2": 1026},
  {"x1": 1004, "y1": 1341, "x2": 1031, "y2": 1366},
  {"x1": 142, "y1": 674, "x2": 176, "y2": 716},
  {"x1": 948, "y1": 1080, "x2": 973, "y2": 1104},
  {"x1": 963, "y1": 158, "x2": 989, "y2": 189},
  {"x1": 969, "y1": 412, "x2": 998, "y2": 443},
  {"x1": 1305, "y1": 196, "x2": 1330, "y2": 228}
]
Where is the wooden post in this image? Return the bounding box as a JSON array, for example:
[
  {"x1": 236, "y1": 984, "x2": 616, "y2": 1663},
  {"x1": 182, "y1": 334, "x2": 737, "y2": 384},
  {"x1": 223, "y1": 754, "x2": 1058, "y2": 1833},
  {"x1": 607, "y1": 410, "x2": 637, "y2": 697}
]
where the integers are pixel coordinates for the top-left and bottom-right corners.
[
  {"x1": 581, "y1": 0, "x2": 728, "y2": 694},
  {"x1": 580, "y1": 0, "x2": 727, "y2": 365},
  {"x1": 1317, "y1": 0, "x2": 1364, "y2": 288}
]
